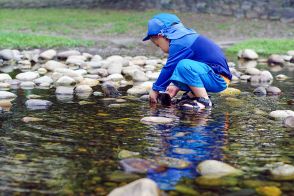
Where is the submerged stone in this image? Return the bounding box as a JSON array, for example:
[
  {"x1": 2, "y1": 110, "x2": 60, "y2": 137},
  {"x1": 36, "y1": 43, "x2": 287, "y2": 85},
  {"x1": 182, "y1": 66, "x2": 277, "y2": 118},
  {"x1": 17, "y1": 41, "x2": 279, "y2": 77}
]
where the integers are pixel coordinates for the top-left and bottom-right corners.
[
  {"x1": 22, "y1": 117, "x2": 43, "y2": 123},
  {"x1": 283, "y1": 116, "x2": 294, "y2": 128},
  {"x1": 106, "y1": 171, "x2": 140, "y2": 182},
  {"x1": 155, "y1": 157, "x2": 191, "y2": 169},
  {"x1": 119, "y1": 158, "x2": 156, "y2": 174},
  {"x1": 118, "y1": 150, "x2": 140, "y2": 159},
  {"x1": 270, "y1": 163, "x2": 294, "y2": 181},
  {"x1": 242, "y1": 180, "x2": 280, "y2": 188},
  {"x1": 256, "y1": 186, "x2": 281, "y2": 196},
  {"x1": 197, "y1": 160, "x2": 242, "y2": 178},
  {"x1": 108, "y1": 178, "x2": 160, "y2": 196},
  {"x1": 140, "y1": 116, "x2": 173, "y2": 124},
  {"x1": 195, "y1": 176, "x2": 238, "y2": 186},
  {"x1": 220, "y1": 88, "x2": 241, "y2": 96},
  {"x1": 25, "y1": 99, "x2": 52, "y2": 110},
  {"x1": 175, "y1": 184, "x2": 199, "y2": 196}
]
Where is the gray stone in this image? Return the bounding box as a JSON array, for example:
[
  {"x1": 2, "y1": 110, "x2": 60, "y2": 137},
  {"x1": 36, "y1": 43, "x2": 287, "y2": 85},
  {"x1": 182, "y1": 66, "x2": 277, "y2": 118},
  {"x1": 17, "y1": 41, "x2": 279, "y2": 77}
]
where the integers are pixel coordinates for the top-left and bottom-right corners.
[
  {"x1": 20, "y1": 81, "x2": 35, "y2": 88},
  {"x1": 0, "y1": 91, "x2": 17, "y2": 99},
  {"x1": 107, "y1": 74, "x2": 124, "y2": 81},
  {"x1": 40, "y1": 49, "x2": 56, "y2": 60},
  {"x1": 0, "y1": 49, "x2": 21, "y2": 61},
  {"x1": 275, "y1": 74, "x2": 288, "y2": 81},
  {"x1": 44, "y1": 60, "x2": 67, "y2": 71},
  {"x1": 127, "y1": 86, "x2": 148, "y2": 96},
  {"x1": 79, "y1": 78, "x2": 99, "y2": 87},
  {"x1": 0, "y1": 73, "x2": 12, "y2": 82},
  {"x1": 108, "y1": 178, "x2": 160, "y2": 196},
  {"x1": 16, "y1": 71, "x2": 39, "y2": 81},
  {"x1": 25, "y1": 99, "x2": 52, "y2": 109},
  {"x1": 66, "y1": 55, "x2": 86, "y2": 66},
  {"x1": 266, "y1": 86, "x2": 281, "y2": 95},
  {"x1": 101, "y1": 81, "x2": 121, "y2": 97},
  {"x1": 268, "y1": 54, "x2": 285, "y2": 65},
  {"x1": 284, "y1": 116, "x2": 294, "y2": 128},
  {"x1": 253, "y1": 87, "x2": 267, "y2": 96},
  {"x1": 107, "y1": 62, "x2": 123, "y2": 75},
  {"x1": 239, "y1": 49, "x2": 258, "y2": 60},
  {"x1": 246, "y1": 67, "x2": 261, "y2": 75},
  {"x1": 75, "y1": 85, "x2": 93, "y2": 93},
  {"x1": 259, "y1": 71, "x2": 273, "y2": 82},
  {"x1": 34, "y1": 76, "x2": 53, "y2": 85},
  {"x1": 132, "y1": 70, "x2": 149, "y2": 82},
  {"x1": 140, "y1": 116, "x2": 173, "y2": 124},
  {"x1": 57, "y1": 50, "x2": 81, "y2": 59},
  {"x1": 56, "y1": 76, "x2": 76, "y2": 86},
  {"x1": 270, "y1": 163, "x2": 294, "y2": 180},
  {"x1": 197, "y1": 160, "x2": 242, "y2": 178},
  {"x1": 269, "y1": 110, "x2": 294, "y2": 120},
  {"x1": 55, "y1": 86, "x2": 74, "y2": 95},
  {"x1": 240, "y1": 75, "x2": 251, "y2": 81}
]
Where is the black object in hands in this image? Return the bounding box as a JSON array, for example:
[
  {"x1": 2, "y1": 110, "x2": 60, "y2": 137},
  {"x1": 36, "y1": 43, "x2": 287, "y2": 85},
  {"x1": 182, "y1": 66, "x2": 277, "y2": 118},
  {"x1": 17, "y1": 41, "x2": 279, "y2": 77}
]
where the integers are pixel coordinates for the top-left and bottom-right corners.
[{"x1": 157, "y1": 92, "x2": 171, "y2": 106}]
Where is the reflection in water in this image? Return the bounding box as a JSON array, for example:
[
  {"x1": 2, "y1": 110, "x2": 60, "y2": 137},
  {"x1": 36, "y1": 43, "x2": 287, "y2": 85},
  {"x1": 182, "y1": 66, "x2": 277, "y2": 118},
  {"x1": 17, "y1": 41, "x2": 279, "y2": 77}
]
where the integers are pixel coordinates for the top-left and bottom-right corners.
[{"x1": 147, "y1": 109, "x2": 229, "y2": 190}]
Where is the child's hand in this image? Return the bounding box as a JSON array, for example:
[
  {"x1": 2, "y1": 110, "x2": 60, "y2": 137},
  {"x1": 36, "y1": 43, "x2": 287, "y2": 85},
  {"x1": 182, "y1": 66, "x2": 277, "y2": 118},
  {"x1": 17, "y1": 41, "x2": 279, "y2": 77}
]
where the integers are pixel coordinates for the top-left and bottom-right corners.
[
  {"x1": 166, "y1": 85, "x2": 180, "y2": 98},
  {"x1": 149, "y1": 90, "x2": 159, "y2": 103}
]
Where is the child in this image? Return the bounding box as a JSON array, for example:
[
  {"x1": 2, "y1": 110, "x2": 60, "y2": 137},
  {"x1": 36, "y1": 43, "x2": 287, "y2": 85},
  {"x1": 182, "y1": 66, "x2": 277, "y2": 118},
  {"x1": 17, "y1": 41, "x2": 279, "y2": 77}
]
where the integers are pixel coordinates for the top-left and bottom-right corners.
[{"x1": 143, "y1": 13, "x2": 232, "y2": 109}]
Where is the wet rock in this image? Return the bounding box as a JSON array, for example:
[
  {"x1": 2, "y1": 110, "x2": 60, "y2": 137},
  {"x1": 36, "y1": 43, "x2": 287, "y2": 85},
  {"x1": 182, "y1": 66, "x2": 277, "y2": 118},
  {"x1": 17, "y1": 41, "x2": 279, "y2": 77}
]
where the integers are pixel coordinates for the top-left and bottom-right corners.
[
  {"x1": 268, "y1": 54, "x2": 285, "y2": 65},
  {"x1": 253, "y1": 87, "x2": 267, "y2": 96},
  {"x1": 107, "y1": 171, "x2": 141, "y2": 183},
  {"x1": 118, "y1": 150, "x2": 140, "y2": 159},
  {"x1": 270, "y1": 163, "x2": 294, "y2": 180},
  {"x1": 173, "y1": 148, "x2": 196, "y2": 155},
  {"x1": 75, "y1": 85, "x2": 93, "y2": 93},
  {"x1": 20, "y1": 81, "x2": 35, "y2": 88},
  {"x1": 127, "y1": 86, "x2": 148, "y2": 96},
  {"x1": 269, "y1": 110, "x2": 294, "y2": 120},
  {"x1": 44, "y1": 60, "x2": 67, "y2": 71},
  {"x1": 174, "y1": 185, "x2": 200, "y2": 196},
  {"x1": 40, "y1": 49, "x2": 56, "y2": 60},
  {"x1": 283, "y1": 116, "x2": 294, "y2": 128},
  {"x1": 259, "y1": 71, "x2": 273, "y2": 82},
  {"x1": 22, "y1": 117, "x2": 43, "y2": 123},
  {"x1": 140, "y1": 95, "x2": 149, "y2": 101},
  {"x1": 275, "y1": 74, "x2": 288, "y2": 81},
  {"x1": 37, "y1": 67, "x2": 47, "y2": 75},
  {"x1": 119, "y1": 158, "x2": 155, "y2": 174},
  {"x1": 108, "y1": 178, "x2": 160, "y2": 196},
  {"x1": 220, "y1": 88, "x2": 241, "y2": 96},
  {"x1": 0, "y1": 91, "x2": 17, "y2": 99},
  {"x1": 242, "y1": 180, "x2": 280, "y2": 189},
  {"x1": 256, "y1": 186, "x2": 281, "y2": 196},
  {"x1": 55, "y1": 86, "x2": 74, "y2": 95},
  {"x1": 132, "y1": 70, "x2": 149, "y2": 82},
  {"x1": 16, "y1": 71, "x2": 39, "y2": 81},
  {"x1": 238, "y1": 49, "x2": 258, "y2": 60},
  {"x1": 107, "y1": 74, "x2": 124, "y2": 82},
  {"x1": 25, "y1": 99, "x2": 52, "y2": 110},
  {"x1": 195, "y1": 176, "x2": 238, "y2": 187},
  {"x1": 34, "y1": 76, "x2": 53, "y2": 85},
  {"x1": 197, "y1": 160, "x2": 242, "y2": 178},
  {"x1": 140, "y1": 116, "x2": 173, "y2": 124},
  {"x1": 102, "y1": 81, "x2": 121, "y2": 97},
  {"x1": 56, "y1": 76, "x2": 76, "y2": 86},
  {"x1": 0, "y1": 73, "x2": 12, "y2": 82},
  {"x1": 155, "y1": 157, "x2": 191, "y2": 169},
  {"x1": 246, "y1": 67, "x2": 261, "y2": 75},
  {"x1": 266, "y1": 86, "x2": 281, "y2": 95},
  {"x1": 57, "y1": 50, "x2": 81, "y2": 59}
]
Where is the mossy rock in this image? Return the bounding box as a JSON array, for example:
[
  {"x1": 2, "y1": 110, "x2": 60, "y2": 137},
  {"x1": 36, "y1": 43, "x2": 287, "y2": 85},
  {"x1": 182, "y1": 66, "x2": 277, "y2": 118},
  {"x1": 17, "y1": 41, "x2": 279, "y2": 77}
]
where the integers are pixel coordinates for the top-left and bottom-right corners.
[
  {"x1": 256, "y1": 186, "x2": 282, "y2": 196},
  {"x1": 242, "y1": 180, "x2": 280, "y2": 188},
  {"x1": 106, "y1": 171, "x2": 141, "y2": 182},
  {"x1": 175, "y1": 185, "x2": 200, "y2": 195},
  {"x1": 220, "y1": 88, "x2": 241, "y2": 96},
  {"x1": 195, "y1": 176, "x2": 238, "y2": 187},
  {"x1": 118, "y1": 150, "x2": 140, "y2": 159}
]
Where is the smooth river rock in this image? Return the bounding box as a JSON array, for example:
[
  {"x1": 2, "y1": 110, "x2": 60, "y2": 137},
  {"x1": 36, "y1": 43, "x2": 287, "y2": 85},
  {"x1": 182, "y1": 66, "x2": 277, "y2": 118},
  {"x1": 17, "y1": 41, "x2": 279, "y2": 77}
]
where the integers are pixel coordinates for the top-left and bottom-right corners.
[
  {"x1": 44, "y1": 60, "x2": 67, "y2": 71},
  {"x1": 75, "y1": 85, "x2": 93, "y2": 93},
  {"x1": 25, "y1": 99, "x2": 52, "y2": 110},
  {"x1": 0, "y1": 73, "x2": 12, "y2": 82},
  {"x1": 239, "y1": 49, "x2": 259, "y2": 60},
  {"x1": 40, "y1": 49, "x2": 56, "y2": 60},
  {"x1": 197, "y1": 160, "x2": 242, "y2": 178},
  {"x1": 269, "y1": 110, "x2": 294, "y2": 120},
  {"x1": 55, "y1": 86, "x2": 74, "y2": 95},
  {"x1": 283, "y1": 116, "x2": 294, "y2": 128},
  {"x1": 140, "y1": 116, "x2": 173, "y2": 124},
  {"x1": 108, "y1": 178, "x2": 160, "y2": 196},
  {"x1": 16, "y1": 72, "x2": 39, "y2": 81},
  {"x1": 270, "y1": 163, "x2": 294, "y2": 180},
  {"x1": 0, "y1": 91, "x2": 17, "y2": 99}
]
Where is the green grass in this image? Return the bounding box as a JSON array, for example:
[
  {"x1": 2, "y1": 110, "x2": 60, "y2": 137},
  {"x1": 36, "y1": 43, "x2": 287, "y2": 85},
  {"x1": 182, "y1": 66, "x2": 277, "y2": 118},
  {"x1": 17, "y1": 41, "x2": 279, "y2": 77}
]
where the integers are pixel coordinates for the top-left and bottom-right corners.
[
  {"x1": 0, "y1": 32, "x2": 94, "y2": 49},
  {"x1": 226, "y1": 39, "x2": 294, "y2": 57}
]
